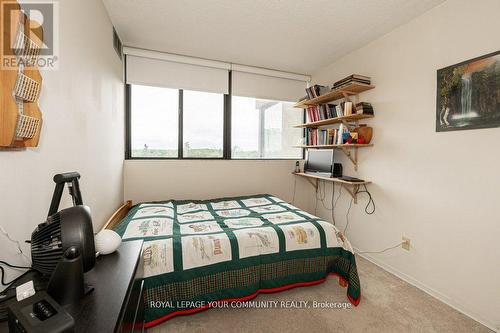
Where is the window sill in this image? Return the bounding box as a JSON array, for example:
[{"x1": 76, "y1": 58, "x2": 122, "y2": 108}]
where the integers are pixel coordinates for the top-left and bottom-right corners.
[{"x1": 125, "y1": 158, "x2": 303, "y2": 161}]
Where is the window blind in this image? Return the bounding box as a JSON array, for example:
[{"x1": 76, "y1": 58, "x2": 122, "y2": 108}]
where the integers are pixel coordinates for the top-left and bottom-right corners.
[
  {"x1": 231, "y1": 69, "x2": 309, "y2": 102},
  {"x1": 124, "y1": 47, "x2": 310, "y2": 99},
  {"x1": 126, "y1": 55, "x2": 229, "y2": 94}
]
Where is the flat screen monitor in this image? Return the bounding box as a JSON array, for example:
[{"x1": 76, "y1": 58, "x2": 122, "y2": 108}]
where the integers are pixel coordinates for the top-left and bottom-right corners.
[{"x1": 305, "y1": 150, "x2": 333, "y2": 176}]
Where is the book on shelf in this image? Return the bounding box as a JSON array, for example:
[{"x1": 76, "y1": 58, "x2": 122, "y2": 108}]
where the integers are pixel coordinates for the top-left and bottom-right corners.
[
  {"x1": 333, "y1": 74, "x2": 371, "y2": 85},
  {"x1": 332, "y1": 74, "x2": 371, "y2": 90},
  {"x1": 305, "y1": 101, "x2": 364, "y2": 123},
  {"x1": 355, "y1": 102, "x2": 374, "y2": 115},
  {"x1": 305, "y1": 85, "x2": 329, "y2": 99},
  {"x1": 337, "y1": 124, "x2": 344, "y2": 145},
  {"x1": 335, "y1": 104, "x2": 343, "y2": 117},
  {"x1": 344, "y1": 101, "x2": 353, "y2": 116},
  {"x1": 306, "y1": 104, "x2": 337, "y2": 122},
  {"x1": 304, "y1": 126, "x2": 350, "y2": 146}
]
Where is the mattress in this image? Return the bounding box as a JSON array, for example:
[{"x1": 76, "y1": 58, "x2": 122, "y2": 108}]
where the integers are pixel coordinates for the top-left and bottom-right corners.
[{"x1": 113, "y1": 194, "x2": 361, "y2": 327}]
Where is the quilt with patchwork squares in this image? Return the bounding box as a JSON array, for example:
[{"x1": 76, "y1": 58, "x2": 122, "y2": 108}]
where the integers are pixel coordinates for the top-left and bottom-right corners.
[{"x1": 113, "y1": 194, "x2": 361, "y2": 327}]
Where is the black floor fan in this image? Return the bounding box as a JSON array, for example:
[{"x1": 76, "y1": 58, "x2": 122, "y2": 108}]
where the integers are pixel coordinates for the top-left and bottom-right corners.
[{"x1": 30, "y1": 172, "x2": 96, "y2": 305}]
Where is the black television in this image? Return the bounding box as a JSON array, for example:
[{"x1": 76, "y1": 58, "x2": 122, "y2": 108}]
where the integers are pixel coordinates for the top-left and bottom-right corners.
[{"x1": 304, "y1": 150, "x2": 333, "y2": 177}]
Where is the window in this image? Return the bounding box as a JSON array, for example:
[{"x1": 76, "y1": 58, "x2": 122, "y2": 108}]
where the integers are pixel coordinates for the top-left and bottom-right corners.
[
  {"x1": 130, "y1": 85, "x2": 179, "y2": 158},
  {"x1": 231, "y1": 96, "x2": 303, "y2": 159},
  {"x1": 126, "y1": 54, "x2": 308, "y2": 160},
  {"x1": 182, "y1": 90, "x2": 224, "y2": 158},
  {"x1": 128, "y1": 85, "x2": 225, "y2": 159}
]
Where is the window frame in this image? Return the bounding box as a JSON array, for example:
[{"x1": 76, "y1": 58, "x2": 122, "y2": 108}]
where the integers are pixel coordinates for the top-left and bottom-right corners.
[
  {"x1": 231, "y1": 96, "x2": 305, "y2": 160},
  {"x1": 125, "y1": 72, "x2": 305, "y2": 160}
]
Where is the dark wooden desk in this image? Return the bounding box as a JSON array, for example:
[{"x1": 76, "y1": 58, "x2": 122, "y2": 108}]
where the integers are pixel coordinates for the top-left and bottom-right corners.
[{"x1": 1, "y1": 240, "x2": 144, "y2": 333}]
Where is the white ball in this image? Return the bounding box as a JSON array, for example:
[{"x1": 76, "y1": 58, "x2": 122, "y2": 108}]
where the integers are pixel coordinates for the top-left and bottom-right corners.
[{"x1": 94, "y1": 230, "x2": 121, "y2": 255}]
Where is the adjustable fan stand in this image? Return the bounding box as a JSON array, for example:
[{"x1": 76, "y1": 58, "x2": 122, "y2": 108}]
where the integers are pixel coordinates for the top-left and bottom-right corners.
[
  {"x1": 47, "y1": 172, "x2": 84, "y2": 217},
  {"x1": 44, "y1": 172, "x2": 95, "y2": 304},
  {"x1": 46, "y1": 247, "x2": 94, "y2": 306}
]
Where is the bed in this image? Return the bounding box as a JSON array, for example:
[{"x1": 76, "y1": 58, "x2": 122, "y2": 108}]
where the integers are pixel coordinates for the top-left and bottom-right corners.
[{"x1": 104, "y1": 194, "x2": 361, "y2": 328}]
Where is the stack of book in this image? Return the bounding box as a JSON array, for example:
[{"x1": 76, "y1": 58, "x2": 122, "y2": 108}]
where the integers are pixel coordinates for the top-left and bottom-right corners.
[
  {"x1": 305, "y1": 85, "x2": 329, "y2": 99},
  {"x1": 335, "y1": 101, "x2": 354, "y2": 117},
  {"x1": 355, "y1": 102, "x2": 374, "y2": 115},
  {"x1": 332, "y1": 74, "x2": 371, "y2": 90},
  {"x1": 306, "y1": 104, "x2": 336, "y2": 122},
  {"x1": 306, "y1": 101, "x2": 356, "y2": 122},
  {"x1": 305, "y1": 128, "x2": 335, "y2": 146},
  {"x1": 304, "y1": 124, "x2": 350, "y2": 146}
]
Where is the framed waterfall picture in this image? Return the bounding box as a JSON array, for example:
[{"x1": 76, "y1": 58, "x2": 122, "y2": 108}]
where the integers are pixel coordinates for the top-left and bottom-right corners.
[{"x1": 436, "y1": 50, "x2": 500, "y2": 132}]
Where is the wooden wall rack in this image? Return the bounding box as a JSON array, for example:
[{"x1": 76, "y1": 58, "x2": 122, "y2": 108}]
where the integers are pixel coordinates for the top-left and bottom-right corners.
[
  {"x1": 0, "y1": 0, "x2": 44, "y2": 149},
  {"x1": 294, "y1": 80, "x2": 375, "y2": 203},
  {"x1": 292, "y1": 172, "x2": 370, "y2": 204},
  {"x1": 295, "y1": 81, "x2": 375, "y2": 171}
]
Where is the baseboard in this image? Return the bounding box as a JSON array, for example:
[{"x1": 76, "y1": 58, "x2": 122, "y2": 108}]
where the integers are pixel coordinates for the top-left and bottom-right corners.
[{"x1": 354, "y1": 249, "x2": 499, "y2": 332}]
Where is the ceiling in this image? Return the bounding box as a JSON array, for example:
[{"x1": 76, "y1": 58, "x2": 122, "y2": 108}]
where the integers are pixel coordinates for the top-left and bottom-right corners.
[{"x1": 102, "y1": 0, "x2": 444, "y2": 75}]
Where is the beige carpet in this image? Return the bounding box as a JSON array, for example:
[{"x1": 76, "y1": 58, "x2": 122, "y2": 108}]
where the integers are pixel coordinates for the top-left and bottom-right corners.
[{"x1": 148, "y1": 256, "x2": 492, "y2": 333}]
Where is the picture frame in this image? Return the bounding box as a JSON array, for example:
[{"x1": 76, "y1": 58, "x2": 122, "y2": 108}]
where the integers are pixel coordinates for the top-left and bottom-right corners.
[{"x1": 436, "y1": 50, "x2": 500, "y2": 132}]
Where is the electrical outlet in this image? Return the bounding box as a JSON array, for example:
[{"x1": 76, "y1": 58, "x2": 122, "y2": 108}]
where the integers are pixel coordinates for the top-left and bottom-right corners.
[{"x1": 402, "y1": 237, "x2": 411, "y2": 251}]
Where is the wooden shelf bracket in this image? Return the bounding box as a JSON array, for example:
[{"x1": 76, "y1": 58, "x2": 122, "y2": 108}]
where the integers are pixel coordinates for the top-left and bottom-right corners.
[
  {"x1": 342, "y1": 184, "x2": 361, "y2": 204},
  {"x1": 300, "y1": 176, "x2": 361, "y2": 204},
  {"x1": 340, "y1": 146, "x2": 358, "y2": 171},
  {"x1": 304, "y1": 177, "x2": 318, "y2": 190},
  {"x1": 341, "y1": 91, "x2": 352, "y2": 103},
  {"x1": 293, "y1": 172, "x2": 369, "y2": 204},
  {"x1": 340, "y1": 119, "x2": 356, "y2": 131}
]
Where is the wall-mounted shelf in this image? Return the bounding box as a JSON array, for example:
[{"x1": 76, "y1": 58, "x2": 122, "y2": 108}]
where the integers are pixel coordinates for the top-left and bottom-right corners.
[
  {"x1": 295, "y1": 114, "x2": 373, "y2": 128},
  {"x1": 295, "y1": 81, "x2": 374, "y2": 170},
  {"x1": 292, "y1": 172, "x2": 370, "y2": 203},
  {"x1": 294, "y1": 82, "x2": 374, "y2": 108},
  {"x1": 293, "y1": 76, "x2": 374, "y2": 197}
]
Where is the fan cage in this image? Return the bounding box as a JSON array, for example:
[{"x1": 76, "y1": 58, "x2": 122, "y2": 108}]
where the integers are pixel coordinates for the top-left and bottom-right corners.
[{"x1": 31, "y1": 213, "x2": 64, "y2": 276}]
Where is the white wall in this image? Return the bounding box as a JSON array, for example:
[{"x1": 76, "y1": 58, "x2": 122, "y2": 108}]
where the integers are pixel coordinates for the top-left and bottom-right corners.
[
  {"x1": 0, "y1": 0, "x2": 124, "y2": 288},
  {"x1": 124, "y1": 160, "x2": 313, "y2": 208},
  {"x1": 310, "y1": 0, "x2": 500, "y2": 330}
]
